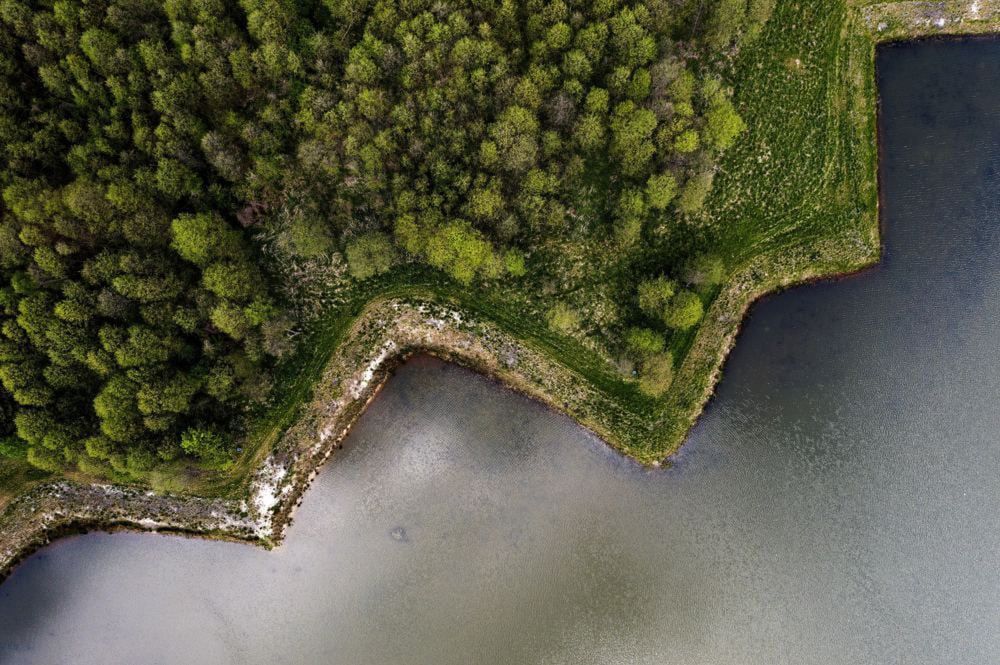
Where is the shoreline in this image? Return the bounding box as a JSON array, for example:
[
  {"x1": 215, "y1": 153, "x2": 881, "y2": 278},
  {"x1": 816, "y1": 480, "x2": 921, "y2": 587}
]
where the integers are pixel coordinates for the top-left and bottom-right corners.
[
  {"x1": 3, "y1": 1, "x2": 1000, "y2": 583},
  {"x1": 1, "y1": 298, "x2": 633, "y2": 579}
]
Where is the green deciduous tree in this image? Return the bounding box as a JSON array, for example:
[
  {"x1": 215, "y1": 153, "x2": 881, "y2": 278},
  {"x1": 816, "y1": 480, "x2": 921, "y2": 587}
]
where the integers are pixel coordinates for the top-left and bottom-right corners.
[
  {"x1": 610, "y1": 102, "x2": 657, "y2": 177},
  {"x1": 625, "y1": 327, "x2": 665, "y2": 357},
  {"x1": 703, "y1": 96, "x2": 746, "y2": 152},
  {"x1": 663, "y1": 290, "x2": 704, "y2": 330},
  {"x1": 171, "y1": 213, "x2": 243, "y2": 267},
  {"x1": 638, "y1": 351, "x2": 674, "y2": 396},
  {"x1": 678, "y1": 169, "x2": 715, "y2": 214},
  {"x1": 684, "y1": 254, "x2": 725, "y2": 287},
  {"x1": 490, "y1": 106, "x2": 540, "y2": 173},
  {"x1": 646, "y1": 173, "x2": 678, "y2": 210},
  {"x1": 637, "y1": 277, "x2": 676, "y2": 318},
  {"x1": 426, "y1": 222, "x2": 496, "y2": 285},
  {"x1": 346, "y1": 232, "x2": 397, "y2": 280},
  {"x1": 707, "y1": 0, "x2": 747, "y2": 51}
]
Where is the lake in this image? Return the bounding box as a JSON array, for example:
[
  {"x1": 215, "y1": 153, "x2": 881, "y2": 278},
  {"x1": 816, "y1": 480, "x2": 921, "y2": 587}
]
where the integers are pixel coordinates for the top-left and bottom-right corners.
[{"x1": 3, "y1": 37, "x2": 1000, "y2": 665}]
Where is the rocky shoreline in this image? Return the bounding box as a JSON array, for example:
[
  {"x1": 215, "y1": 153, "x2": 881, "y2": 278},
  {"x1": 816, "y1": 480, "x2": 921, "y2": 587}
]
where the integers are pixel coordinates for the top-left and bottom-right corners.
[
  {"x1": 0, "y1": 297, "x2": 631, "y2": 580},
  {"x1": 0, "y1": 482, "x2": 256, "y2": 583},
  {"x1": 862, "y1": 0, "x2": 1000, "y2": 39}
]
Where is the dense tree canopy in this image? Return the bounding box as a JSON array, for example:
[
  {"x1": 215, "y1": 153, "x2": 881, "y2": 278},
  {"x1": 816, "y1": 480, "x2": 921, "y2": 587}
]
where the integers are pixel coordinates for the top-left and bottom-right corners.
[
  {"x1": 0, "y1": 0, "x2": 294, "y2": 477},
  {"x1": 0, "y1": 0, "x2": 764, "y2": 479}
]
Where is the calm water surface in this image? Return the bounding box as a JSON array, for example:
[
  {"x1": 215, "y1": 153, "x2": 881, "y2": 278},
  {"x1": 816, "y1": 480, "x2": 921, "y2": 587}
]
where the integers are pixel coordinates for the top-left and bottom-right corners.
[{"x1": 3, "y1": 39, "x2": 1000, "y2": 665}]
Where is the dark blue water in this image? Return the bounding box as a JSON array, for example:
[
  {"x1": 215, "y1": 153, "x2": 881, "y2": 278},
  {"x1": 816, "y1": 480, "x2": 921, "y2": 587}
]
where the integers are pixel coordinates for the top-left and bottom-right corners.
[{"x1": 1, "y1": 38, "x2": 1000, "y2": 665}]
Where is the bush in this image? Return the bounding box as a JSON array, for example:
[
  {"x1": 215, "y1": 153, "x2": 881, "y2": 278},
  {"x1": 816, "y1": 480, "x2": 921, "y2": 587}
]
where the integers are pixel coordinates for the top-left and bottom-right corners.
[
  {"x1": 638, "y1": 352, "x2": 674, "y2": 396},
  {"x1": 663, "y1": 290, "x2": 704, "y2": 330},
  {"x1": 547, "y1": 302, "x2": 580, "y2": 334},
  {"x1": 125, "y1": 447, "x2": 158, "y2": 474},
  {"x1": 625, "y1": 327, "x2": 665, "y2": 358},
  {"x1": 27, "y1": 445, "x2": 63, "y2": 472},
  {"x1": 684, "y1": 254, "x2": 725, "y2": 286},
  {"x1": 0, "y1": 436, "x2": 26, "y2": 460},
  {"x1": 346, "y1": 232, "x2": 397, "y2": 280},
  {"x1": 180, "y1": 428, "x2": 230, "y2": 467},
  {"x1": 637, "y1": 277, "x2": 677, "y2": 317},
  {"x1": 504, "y1": 250, "x2": 527, "y2": 277},
  {"x1": 678, "y1": 170, "x2": 715, "y2": 214},
  {"x1": 289, "y1": 216, "x2": 334, "y2": 259}
]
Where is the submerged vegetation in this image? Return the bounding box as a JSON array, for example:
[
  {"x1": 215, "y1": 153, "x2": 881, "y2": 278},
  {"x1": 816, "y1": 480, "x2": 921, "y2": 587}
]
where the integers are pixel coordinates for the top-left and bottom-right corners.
[{"x1": 0, "y1": 0, "x2": 991, "y2": 505}]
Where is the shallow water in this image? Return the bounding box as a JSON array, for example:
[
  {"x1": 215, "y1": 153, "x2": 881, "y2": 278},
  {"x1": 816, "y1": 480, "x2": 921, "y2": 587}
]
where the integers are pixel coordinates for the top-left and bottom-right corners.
[{"x1": 3, "y1": 38, "x2": 1000, "y2": 665}]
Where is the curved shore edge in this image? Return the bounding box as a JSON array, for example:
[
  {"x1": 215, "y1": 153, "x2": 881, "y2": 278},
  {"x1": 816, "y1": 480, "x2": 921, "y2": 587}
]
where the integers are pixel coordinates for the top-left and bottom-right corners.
[
  {"x1": 0, "y1": 259, "x2": 897, "y2": 581},
  {"x1": 1, "y1": 297, "x2": 639, "y2": 581},
  {"x1": 2, "y1": 0, "x2": 1000, "y2": 583}
]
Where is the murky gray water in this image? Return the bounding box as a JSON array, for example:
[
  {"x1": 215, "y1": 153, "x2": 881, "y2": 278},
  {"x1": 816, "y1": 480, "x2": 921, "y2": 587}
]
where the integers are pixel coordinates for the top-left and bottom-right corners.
[{"x1": 3, "y1": 38, "x2": 1000, "y2": 665}]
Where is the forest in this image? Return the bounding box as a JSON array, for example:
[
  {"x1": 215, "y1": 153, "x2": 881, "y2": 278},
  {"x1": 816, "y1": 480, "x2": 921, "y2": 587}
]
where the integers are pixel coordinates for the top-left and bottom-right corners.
[{"x1": 0, "y1": 0, "x2": 773, "y2": 481}]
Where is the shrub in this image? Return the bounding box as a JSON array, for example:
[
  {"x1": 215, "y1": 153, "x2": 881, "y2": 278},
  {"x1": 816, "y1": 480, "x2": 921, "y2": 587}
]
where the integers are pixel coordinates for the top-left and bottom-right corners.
[
  {"x1": 638, "y1": 352, "x2": 674, "y2": 396},
  {"x1": 678, "y1": 169, "x2": 715, "y2": 214},
  {"x1": 684, "y1": 254, "x2": 726, "y2": 286},
  {"x1": 504, "y1": 250, "x2": 527, "y2": 277},
  {"x1": 27, "y1": 445, "x2": 63, "y2": 472},
  {"x1": 637, "y1": 277, "x2": 677, "y2": 317},
  {"x1": 646, "y1": 173, "x2": 678, "y2": 210},
  {"x1": 663, "y1": 290, "x2": 704, "y2": 330},
  {"x1": 346, "y1": 232, "x2": 397, "y2": 280},
  {"x1": 180, "y1": 428, "x2": 230, "y2": 467},
  {"x1": 289, "y1": 216, "x2": 334, "y2": 259},
  {"x1": 625, "y1": 327, "x2": 665, "y2": 357},
  {"x1": 0, "y1": 436, "x2": 26, "y2": 460},
  {"x1": 547, "y1": 302, "x2": 580, "y2": 334}
]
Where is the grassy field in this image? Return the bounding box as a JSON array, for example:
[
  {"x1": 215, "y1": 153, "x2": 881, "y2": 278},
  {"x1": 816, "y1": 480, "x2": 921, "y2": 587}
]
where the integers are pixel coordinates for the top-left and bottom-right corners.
[{"x1": 3, "y1": 0, "x2": 996, "y2": 505}]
